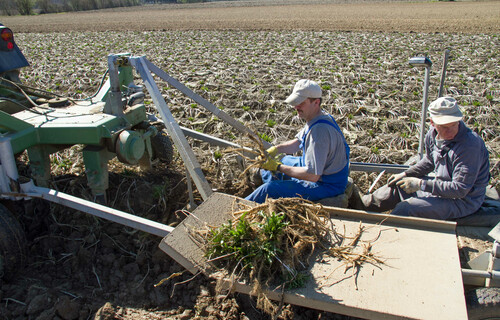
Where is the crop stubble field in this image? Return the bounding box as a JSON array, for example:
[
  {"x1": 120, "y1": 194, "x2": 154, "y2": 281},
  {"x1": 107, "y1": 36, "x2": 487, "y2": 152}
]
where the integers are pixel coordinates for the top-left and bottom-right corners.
[{"x1": 1, "y1": 1, "x2": 500, "y2": 319}]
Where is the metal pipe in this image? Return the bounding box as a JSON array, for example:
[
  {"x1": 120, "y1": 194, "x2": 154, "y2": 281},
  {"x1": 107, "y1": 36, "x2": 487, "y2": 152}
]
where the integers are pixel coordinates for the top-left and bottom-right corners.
[
  {"x1": 105, "y1": 55, "x2": 124, "y2": 116},
  {"x1": 0, "y1": 164, "x2": 9, "y2": 193},
  {"x1": 417, "y1": 65, "x2": 431, "y2": 160},
  {"x1": 438, "y1": 49, "x2": 450, "y2": 98},
  {"x1": 462, "y1": 268, "x2": 500, "y2": 281},
  {"x1": 0, "y1": 137, "x2": 19, "y2": 194},
  {"x1": 10, "y1": 182, "x2": 173, "y2": 237}
]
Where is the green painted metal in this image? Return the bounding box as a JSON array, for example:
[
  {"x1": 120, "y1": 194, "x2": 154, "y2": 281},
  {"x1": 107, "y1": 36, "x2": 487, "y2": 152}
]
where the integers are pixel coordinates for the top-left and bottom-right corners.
[
  {"x1": 27, "y1": 145, "x2": 52, "y2": 187},
  {"x1": 0, "y1": 54, "x2": 158, "y2": 197},
  {"x1": 83, "y1": 145, "x2": 113, "y2": 197}
]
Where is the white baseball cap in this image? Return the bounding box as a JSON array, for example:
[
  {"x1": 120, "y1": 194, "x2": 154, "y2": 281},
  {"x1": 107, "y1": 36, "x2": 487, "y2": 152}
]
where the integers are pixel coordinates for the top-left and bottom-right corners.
[
  {"x1": 284, "y1": 79, "x2": 322, "y2": 107},
  {"x1": 428, "y1": 97, "x2": 463, "y2": 125}
]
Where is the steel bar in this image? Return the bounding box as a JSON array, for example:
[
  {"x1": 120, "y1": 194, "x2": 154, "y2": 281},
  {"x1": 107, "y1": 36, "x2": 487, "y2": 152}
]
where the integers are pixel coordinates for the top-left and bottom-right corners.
[
  {"x1": 462, "y1": 268, "x2": 500, "y2": 280},
  {"x1": 144, "y1": 58, "x2": 271, "y2": 149},
  {"x1": 417, "y1": 65, "x2": 431, "y2": 160},
  {"x1": 0, "y1": 137, "x2": 18, "y2": 193},
  {"x1": 438, "y1": 49, "x2": 450, "y2": 98},
  {"x1": 12, "y1": 182, "x2": 172, "y2": 237},
  {"x1": 130, "y1": 56, "x2": 213, "y2": 201},
  {"x1": 105, "y1": 55, "x2": 124, "y2": 116},
  {"x1": 0, "y1": 164, "x2": 9, "y2": 193},
  {"x1": 368, "y1": 170, "x2": 386, "y2": 193}
]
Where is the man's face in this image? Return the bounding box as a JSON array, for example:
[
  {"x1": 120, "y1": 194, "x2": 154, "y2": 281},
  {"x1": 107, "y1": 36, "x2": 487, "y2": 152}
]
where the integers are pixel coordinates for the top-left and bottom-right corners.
[
  {"x1": 294, "y1": 98, "x2": 320, "y2": 121},
  {"x1": 430, "y1": 119, "x2": 460, "y2": 140}
]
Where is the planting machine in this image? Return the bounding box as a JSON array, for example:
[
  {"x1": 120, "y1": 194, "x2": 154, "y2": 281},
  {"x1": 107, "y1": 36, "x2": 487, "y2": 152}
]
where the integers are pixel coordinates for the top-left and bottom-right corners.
[{"x1": 1, "y1": 23, "x2": 500, "y2": 319}]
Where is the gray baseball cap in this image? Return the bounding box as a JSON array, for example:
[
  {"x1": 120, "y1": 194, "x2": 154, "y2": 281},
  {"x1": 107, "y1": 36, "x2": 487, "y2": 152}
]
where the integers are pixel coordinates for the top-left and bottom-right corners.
[
  {"x1": 285, "y1": 79, "x2": 322, "y2": 107},
  {"x1": 428, "y1": 97, "x2": 463, "y2": 125}
]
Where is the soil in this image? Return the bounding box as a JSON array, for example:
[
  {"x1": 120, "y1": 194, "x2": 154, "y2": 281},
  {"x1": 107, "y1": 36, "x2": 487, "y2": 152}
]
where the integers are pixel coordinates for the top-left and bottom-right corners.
[
  {"x1": 1, "y1": 1, "x2": 499, "y2": 319},
  {"x1": 2, "y1": 0, "x2": 499, "y2": 34}
]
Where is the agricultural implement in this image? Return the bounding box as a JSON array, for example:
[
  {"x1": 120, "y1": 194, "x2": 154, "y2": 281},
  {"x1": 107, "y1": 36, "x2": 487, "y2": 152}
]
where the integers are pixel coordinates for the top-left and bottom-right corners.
[{"x1": 1, "y1": 23, "x2": 500, "y2": 319}]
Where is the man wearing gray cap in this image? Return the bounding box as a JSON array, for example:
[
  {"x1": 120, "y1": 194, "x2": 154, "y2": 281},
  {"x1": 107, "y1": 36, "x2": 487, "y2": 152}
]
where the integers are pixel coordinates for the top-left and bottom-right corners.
[
  {"x1": 245, "y1": 79, "x2": 350, "y2": 203},
  {"x1": 351, "y1": 97, "x2": 490, "y2": 219}
]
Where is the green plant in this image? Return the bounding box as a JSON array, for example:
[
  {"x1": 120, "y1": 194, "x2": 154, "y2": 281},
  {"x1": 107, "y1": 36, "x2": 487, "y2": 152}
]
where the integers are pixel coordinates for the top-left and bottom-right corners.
[
  {"x1": 284, "y1": 271, "x2": 309, "y2": 289},
  {"x1": 259, "y1": 133, "x2": 272, "y2": 143},
  {"x1": 266, "y1": 119, "x2": 276, "y2": 128},
  {"x1": 371, "y1": 146, "x2": 379, "y2": 154},
  {"x1": 206, "y1": 211, "x2": 289, "y2": 269},
  {"x1": 213, "y1": 150, "x2": 222, "y2": 160}
]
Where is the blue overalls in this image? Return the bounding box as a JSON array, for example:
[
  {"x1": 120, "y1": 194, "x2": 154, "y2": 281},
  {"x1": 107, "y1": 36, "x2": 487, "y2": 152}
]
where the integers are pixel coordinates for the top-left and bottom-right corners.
[{"x1": 245, "y1": 115, "x2": 350, "y2": 203}]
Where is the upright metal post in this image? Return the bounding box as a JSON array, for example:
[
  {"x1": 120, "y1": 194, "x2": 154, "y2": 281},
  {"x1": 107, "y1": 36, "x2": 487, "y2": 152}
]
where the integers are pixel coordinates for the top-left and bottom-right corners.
[
  {"x1": 418, "y1": 65, "x2": 431, "y2": 159},
  {"x1": 409, "y1": 56, "x2": 433, "y2": 160},
  {"x1": 438, "y1": 49, "x2": 450, "y2": 98},
  {"x1": 0, "y1": 137, "x2": 19, "y2": 194},
  {"x1": 105, "y1": 55, "x2": 124, "y2": 116},
  {"x1": 129, "y1": 56, "x2": 213, "y2": 201}
]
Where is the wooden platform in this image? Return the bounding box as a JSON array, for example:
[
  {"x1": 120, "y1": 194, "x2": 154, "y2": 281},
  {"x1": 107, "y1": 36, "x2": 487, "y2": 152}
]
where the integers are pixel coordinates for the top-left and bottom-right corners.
[{"x1": 159, "y1": 192, "x2": 468, "y2": 320}]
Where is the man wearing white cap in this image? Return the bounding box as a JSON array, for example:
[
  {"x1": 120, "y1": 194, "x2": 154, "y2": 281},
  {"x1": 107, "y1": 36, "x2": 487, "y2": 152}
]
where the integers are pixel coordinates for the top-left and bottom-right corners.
[
  {"x1": 351, "y1": 97, "x2": 490, "y2": 219},
  {"x1": 245, "y1": 79, "x2": 350, "y2": 203}
]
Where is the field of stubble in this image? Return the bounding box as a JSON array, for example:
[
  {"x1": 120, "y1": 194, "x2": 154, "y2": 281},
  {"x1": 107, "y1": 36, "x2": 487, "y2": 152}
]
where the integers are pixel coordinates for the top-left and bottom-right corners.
[{"x1": 1, "y1": 1, "x2": 499, "y2": 319}]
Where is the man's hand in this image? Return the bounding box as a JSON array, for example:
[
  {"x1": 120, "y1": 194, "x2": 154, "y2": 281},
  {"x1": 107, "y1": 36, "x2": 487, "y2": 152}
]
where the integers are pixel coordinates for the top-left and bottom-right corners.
[
  {"x1": 266, "y1": 146, "x2": 278, "y2": 158},
  {"x1": 261, "y1": 157, "x2": 281, "y2": 171},
  {"x1": 396, "y1": 177, "x2": 422, "y2": 194},
  {"x1": 387, "y1": 172, "x2": 406, "y2": 187}
]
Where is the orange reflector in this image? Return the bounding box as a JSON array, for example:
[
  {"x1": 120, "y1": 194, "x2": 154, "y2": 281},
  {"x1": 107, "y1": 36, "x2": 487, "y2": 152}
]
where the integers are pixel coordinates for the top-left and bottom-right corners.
[{"x1": 1, "y1": 28, "x2": 13, "y2": 41}]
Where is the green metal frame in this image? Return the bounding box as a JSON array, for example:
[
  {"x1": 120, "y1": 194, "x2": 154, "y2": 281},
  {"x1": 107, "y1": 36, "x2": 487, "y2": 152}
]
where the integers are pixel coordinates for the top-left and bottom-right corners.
[{"x1": 0, "y1": 55, "x2": 155, "y2": 199}]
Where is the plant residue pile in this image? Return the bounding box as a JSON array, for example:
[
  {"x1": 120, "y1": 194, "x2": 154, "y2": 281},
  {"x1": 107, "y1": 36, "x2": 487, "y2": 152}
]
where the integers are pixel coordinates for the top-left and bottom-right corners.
[{"x1": 192, "y1": 197, "x2": 385, "y2": 317}]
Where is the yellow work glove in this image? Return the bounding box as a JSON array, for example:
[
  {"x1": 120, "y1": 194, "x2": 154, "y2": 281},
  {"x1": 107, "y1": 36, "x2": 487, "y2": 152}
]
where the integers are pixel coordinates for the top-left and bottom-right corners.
[
  {"x1": 261, "y1": 157, "x2": 282, "y2": 172},
  {"x1": 266, "y1": 146, "x2": 278, "y2": 158},
  {"x1": 396, "y1": 177, "x2": 422, "y2": 194},
  {"x1": 387, "y1": 172, "x2": 406, "y2": 187}
]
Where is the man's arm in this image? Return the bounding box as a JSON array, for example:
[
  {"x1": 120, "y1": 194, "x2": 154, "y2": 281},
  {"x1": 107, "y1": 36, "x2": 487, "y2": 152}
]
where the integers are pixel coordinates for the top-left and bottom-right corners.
[
  {"x1": 279, "y1": 165, "x2": 321, "y2": 182},
  {"x1": 268, "y1": 138, "x2": 321, "y2": 182},
  {"x1": 275, "y1": 139, "x2": 301, "y2": 155}
]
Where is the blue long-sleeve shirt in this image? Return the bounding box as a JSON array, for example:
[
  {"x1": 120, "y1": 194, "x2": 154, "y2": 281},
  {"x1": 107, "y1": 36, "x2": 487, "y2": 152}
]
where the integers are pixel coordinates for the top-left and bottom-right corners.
[{"x1": 405, "y1": 121, "x2": 490, "y2": 215}]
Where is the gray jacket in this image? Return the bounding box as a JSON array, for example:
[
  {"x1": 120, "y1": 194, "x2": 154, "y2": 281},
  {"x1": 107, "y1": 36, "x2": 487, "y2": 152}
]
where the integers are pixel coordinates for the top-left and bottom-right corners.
[{"x1": 405, "y1": 121, "x2": 490, "y2": 214}]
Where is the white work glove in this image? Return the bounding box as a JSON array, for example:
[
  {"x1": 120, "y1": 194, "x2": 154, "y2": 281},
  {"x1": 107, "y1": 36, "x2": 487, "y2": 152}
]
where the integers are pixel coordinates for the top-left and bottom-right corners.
[
  {"x1": 396, "y1": 177, "x2": 422, "y2": 194},
  {"x1": 387, "y1": 172, "x2": 406, "y2": 187}
]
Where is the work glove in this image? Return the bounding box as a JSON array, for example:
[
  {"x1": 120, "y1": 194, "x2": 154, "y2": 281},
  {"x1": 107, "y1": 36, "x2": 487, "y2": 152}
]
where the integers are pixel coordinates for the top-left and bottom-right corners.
[
  {"x1": 387, "y1": 172, "x2": 406, "y2": 187},
  {"x1": 261, "y1": 157, "x2": 282, "y2": 172},
  {"x1": 266, "y1": 146, "x2": 278, "y2": 158},
  {"x1": 396, "y1": 177, "x2": 422, "y2": 194}
]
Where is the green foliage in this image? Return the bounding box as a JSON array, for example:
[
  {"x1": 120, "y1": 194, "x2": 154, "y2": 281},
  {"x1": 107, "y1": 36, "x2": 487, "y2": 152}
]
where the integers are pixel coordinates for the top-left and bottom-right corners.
[
  {"x1": 213, "y1": 149, "x2": 222, "y2": 160},
  {"x1": 266, "y1": 119, "x2": 276, "y2": 128},
  {"x1": 51, "y1": 155, "x2": 72, "y2": 169},
  {"x1": 16, "y1": 0, "x2": 34, "y2": 15},
  {"x1": 284, "y1": 271, "x2": 309, "y2": 289},
  {"x1": 205, "y1": 211, "x2": 289, "y2": 271},
  {"x1": 259, "y1": 133, "x2": 272, "y2": 143}
]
